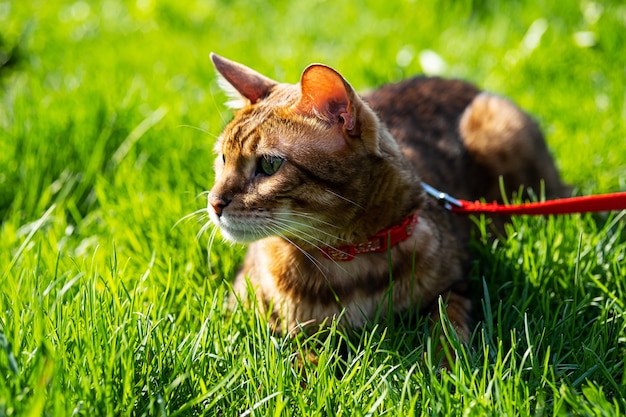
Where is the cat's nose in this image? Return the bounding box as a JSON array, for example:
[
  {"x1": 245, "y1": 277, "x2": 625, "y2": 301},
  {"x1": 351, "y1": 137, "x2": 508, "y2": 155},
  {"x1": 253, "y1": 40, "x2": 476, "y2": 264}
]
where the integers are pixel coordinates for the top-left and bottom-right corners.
[{"x1": 209, "y1": 194, "x2": 231, "y2": 217}]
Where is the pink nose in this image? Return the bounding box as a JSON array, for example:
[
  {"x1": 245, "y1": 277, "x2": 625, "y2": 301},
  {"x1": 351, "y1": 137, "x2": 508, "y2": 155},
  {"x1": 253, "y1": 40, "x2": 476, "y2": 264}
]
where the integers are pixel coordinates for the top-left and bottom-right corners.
[{"x1": 209, "y1": 195, "x2": 230, "y2": 217}]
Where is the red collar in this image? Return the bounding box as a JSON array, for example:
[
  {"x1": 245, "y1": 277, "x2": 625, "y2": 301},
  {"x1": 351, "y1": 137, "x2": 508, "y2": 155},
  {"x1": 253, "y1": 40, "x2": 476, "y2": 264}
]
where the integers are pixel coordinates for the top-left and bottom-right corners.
[{"x1": 321, "y1": 213, "x2": 419, "y2": 262}]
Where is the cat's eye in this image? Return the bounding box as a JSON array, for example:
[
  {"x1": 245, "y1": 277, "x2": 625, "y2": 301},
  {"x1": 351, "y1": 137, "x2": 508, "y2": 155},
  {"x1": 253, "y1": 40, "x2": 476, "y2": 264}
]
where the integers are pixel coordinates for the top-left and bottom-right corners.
[{"x1": 257, "y1": 155, "x2": 284, "y2": 176}]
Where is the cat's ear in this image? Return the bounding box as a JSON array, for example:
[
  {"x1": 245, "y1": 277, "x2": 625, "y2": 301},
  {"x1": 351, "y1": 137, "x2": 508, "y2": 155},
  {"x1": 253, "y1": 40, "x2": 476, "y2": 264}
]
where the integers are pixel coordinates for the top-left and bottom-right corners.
[
  {"x1": 296, "y1": 64, "x2": 357, "y2": 133},
  {"x1": 211, "y1": 53, "x2": 277, "y2": 109}
]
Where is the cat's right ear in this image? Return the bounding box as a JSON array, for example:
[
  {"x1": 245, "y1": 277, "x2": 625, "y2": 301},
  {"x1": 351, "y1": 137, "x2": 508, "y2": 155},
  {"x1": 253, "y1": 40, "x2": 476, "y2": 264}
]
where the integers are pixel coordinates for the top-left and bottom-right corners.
[{"x1": 211, "y1": 53, "x2": 277, "y2": 109}]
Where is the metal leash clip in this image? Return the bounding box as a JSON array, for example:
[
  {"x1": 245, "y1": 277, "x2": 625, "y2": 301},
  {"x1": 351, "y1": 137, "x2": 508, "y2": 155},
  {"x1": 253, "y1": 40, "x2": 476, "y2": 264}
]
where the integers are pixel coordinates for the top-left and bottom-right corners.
[{"x1": 421, "y1": 182, "x2": 463, "y2": 211}]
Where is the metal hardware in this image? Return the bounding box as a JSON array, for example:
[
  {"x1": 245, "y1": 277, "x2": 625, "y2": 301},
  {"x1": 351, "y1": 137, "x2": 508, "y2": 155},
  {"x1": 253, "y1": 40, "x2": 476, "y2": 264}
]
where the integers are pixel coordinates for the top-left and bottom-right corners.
[{"x1": 421, "y1": 182, "x2": 462, "y2": 210}]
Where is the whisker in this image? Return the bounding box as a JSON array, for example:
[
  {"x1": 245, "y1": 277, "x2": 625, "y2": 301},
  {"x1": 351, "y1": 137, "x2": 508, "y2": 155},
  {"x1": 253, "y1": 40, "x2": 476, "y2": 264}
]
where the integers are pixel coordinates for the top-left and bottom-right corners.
[
  {"x1": 209, "y1": 89, "x2": 229, "y2": 125},
  {"x1": 174, "y1": 207, "x2": 210, "y2": 229},
  {"x1": 264, "y1": 224, "x2": 332, "y2": 279},
  {"x1": 271, "y1": 216, "x2": 345, "y2": 243},
  {"x1": 197, "y1": 219, "x2": 214, "y2": 241},
  {"x1": 206, "y1": 226, "x2": 219, "y2": 275},
  {"x1": 267, "y1": 219, "x2": 348, "y2": 273},
  {"x1": 325, "y1": 189, "x2": 364, "y2": 210},
  {"x1": 273, "y1": 211, "x2": 340, "y2": 229},
  {"x1": 268, "y1": 219, "x2": 329, "y2": 247},
  {"x1": 175, "y1": 124, "x2": 219, "y2": 139}
]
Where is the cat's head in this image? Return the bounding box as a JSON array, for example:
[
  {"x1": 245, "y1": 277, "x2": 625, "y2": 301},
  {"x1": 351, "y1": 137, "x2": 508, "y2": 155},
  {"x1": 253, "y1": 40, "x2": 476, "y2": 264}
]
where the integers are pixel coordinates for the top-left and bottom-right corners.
[{"x1": 207, "y1": 54, "x2": 417, "y2": 248}]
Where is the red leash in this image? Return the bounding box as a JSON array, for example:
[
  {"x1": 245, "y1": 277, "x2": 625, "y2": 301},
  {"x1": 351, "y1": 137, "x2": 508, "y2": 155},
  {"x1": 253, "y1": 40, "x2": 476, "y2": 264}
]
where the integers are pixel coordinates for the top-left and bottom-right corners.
[{"x1": 421, "y1": 183, "x2": 626, "y2": 215}]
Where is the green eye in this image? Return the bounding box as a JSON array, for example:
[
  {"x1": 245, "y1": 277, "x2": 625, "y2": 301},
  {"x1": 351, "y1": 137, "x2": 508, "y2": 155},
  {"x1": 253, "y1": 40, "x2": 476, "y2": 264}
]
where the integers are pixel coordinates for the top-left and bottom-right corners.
[{"x1": 258, "y1": 155, "x2": 283, "y2": 176}]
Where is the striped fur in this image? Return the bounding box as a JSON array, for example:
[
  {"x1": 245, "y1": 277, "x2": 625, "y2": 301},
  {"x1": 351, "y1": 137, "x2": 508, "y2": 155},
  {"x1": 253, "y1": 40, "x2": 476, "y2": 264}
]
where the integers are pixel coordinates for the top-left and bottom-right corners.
[{"x1": 207, "y1": 54, "x2": 568, "y2": 347}]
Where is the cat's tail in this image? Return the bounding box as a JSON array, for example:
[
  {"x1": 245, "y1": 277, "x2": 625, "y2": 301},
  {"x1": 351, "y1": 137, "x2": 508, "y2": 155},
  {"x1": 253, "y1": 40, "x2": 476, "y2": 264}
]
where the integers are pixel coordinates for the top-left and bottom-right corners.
[{"x1": 459, "y1": 92, "x2": 570, "y2": 201}]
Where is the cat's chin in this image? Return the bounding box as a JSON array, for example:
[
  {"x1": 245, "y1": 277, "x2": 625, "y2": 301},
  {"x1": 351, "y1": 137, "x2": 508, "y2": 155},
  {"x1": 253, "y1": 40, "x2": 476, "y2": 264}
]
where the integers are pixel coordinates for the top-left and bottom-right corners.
[
  {"x1": 213, "y1": 219, "x2": 267, "y2": 243},
  {"x1": 212, "y1": 224, "x2": 254, "y2": 244},
  {"x1": 219, "y1": 227, "x2": 265, "y2": 244}
]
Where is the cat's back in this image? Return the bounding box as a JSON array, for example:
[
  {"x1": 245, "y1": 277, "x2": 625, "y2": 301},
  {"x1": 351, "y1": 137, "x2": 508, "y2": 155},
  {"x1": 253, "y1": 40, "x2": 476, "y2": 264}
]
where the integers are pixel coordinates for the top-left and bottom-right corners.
[
  {"x1": 362, "y1": 75, "x2": 568, "y2": 202},
  {"x1": 363, "y1": 76, "x2": 480, "y2": 130}
]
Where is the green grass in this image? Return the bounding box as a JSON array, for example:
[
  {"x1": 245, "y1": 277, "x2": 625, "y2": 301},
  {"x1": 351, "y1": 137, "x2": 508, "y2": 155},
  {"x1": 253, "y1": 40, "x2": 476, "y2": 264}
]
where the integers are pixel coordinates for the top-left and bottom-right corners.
[{"x1": 1, "y1": 0, "x2": 625, "y2": 415}]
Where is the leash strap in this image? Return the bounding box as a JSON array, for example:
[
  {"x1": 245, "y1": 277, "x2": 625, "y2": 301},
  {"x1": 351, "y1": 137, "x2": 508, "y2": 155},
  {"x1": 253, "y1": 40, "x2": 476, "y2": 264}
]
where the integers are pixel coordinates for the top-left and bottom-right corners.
[{"x1": 421, "y1": 182, "x2": 626, "y2": 215}]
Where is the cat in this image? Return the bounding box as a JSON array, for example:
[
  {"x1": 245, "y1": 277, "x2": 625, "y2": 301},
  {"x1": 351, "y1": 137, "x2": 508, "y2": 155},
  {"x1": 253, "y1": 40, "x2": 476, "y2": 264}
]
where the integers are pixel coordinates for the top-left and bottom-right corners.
[{"x1": 206, "y1": 53, "x2": 569, "y2": 350}]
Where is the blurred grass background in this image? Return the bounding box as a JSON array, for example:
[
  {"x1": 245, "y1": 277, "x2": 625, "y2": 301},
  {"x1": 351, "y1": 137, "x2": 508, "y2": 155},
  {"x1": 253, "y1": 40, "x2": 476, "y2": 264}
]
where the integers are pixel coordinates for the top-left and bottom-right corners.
[{"x1": 1, "y1": 0, "x2": 625, "y2": 415}]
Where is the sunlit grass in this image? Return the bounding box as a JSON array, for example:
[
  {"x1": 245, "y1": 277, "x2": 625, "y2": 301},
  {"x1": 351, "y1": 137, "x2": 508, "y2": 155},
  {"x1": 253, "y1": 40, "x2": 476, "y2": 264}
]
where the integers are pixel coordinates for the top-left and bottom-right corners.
[{"x1": 1, "y1": 0, "x2": 625, "y2": 415}]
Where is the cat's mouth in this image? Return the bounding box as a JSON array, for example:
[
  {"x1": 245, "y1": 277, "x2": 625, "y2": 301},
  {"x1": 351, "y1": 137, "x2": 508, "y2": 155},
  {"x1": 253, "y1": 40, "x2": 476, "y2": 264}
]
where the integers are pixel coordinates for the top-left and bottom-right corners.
[{"x1": 211, "y1": 209, "x2": 336, "y2": 246}]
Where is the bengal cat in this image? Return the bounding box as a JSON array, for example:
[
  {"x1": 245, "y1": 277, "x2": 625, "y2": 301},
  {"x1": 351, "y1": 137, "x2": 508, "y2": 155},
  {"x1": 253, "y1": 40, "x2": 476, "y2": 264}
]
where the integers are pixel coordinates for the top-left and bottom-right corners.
[{"x1": 206, "y1": 53, "x2": 568, "y2": 354}]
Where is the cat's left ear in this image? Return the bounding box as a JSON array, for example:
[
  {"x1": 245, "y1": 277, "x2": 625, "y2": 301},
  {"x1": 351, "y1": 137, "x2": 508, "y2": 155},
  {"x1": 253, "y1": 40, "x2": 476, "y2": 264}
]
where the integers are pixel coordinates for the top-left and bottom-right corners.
[
  {"x1": 296, "y1": 64, "x2": 358, "y2": 134},
  {"x1": 211, "y1": 53, "x2": 277, "y2": 109}
]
